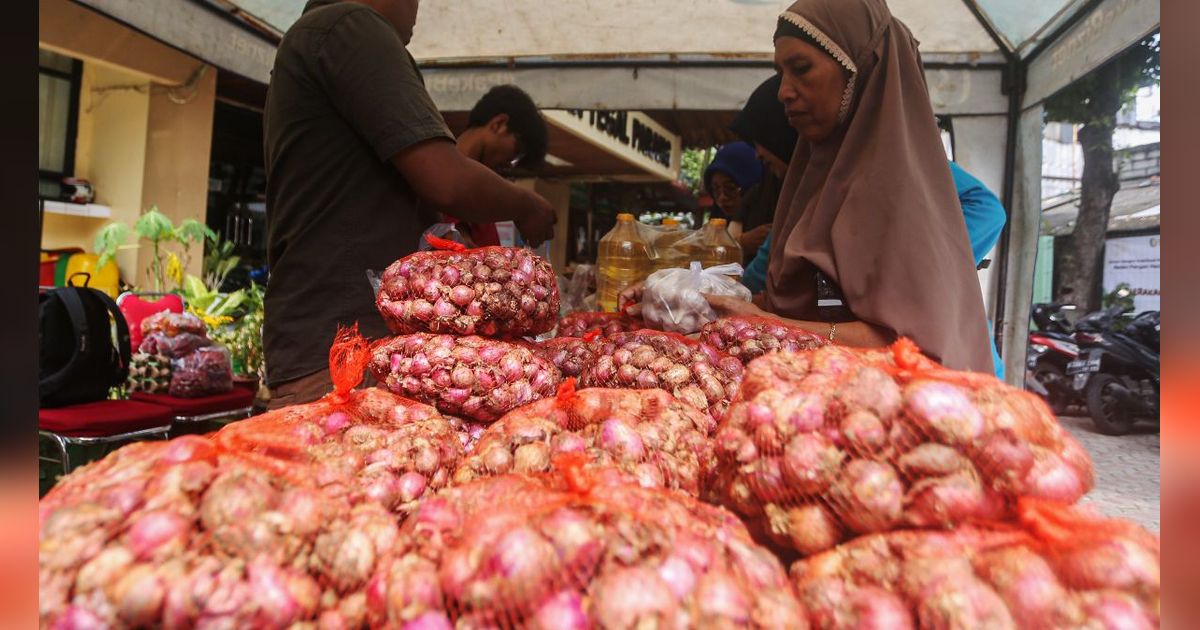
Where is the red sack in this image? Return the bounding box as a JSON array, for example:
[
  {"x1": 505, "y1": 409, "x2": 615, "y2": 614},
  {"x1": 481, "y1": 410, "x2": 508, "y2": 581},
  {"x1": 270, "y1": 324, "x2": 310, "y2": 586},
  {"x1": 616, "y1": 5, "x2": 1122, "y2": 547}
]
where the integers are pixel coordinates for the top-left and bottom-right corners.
[
  {"x1": 529, "y1": 335, "x2": 598, "y2": 378},
  {"x1": 370, "y1": 333, "x2": 562, "y2": 422},
  {"x1": 790, "y1": 499, "x2": 1159, "y2": 629},
  {"x1": 452, "y1": 379, "x2": 717, "y2": 497},
  {"x1": 713, "y1": 339, "x2": 1095, "y2": 557},
  {"x1": 364, "y1": 458, "x2": 806, "y2": 629},
  {"x1": 40, "y1": 326, "x2": 465, "y2": 628},
  {"x1": 376, "y1": 235, "x2": 560, "y2": 337},
  {"x1": 555, "y1": 311, "x2": 644, "y2": 338},
  {"x1": 579, "y1": 330, "x2": 743, "y2": 420},
  {"x1": 699, "y1": 315, "x2": 828, "y2": 365}
]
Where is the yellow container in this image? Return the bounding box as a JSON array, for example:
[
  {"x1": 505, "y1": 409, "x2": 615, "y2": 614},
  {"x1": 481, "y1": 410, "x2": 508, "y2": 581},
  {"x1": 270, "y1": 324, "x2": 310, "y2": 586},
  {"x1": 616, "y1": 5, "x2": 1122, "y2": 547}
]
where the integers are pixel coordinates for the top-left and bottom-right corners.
[
  {"x1": 596, "y1": 213, "x2": 651, "y2": 312},
  {"x1": 64, "y1": 253, "x2": 120, "y2": 298}
]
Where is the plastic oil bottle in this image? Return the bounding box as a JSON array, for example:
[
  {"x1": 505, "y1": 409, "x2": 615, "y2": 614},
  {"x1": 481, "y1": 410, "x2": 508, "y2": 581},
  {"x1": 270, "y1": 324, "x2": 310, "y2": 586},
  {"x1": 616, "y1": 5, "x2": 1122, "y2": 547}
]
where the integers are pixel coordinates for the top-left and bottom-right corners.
[
  {"x1": 650, "y1": 218, "x2": 690, "y2": 273},
  {"x1": 698, "y1": 218, "x2": 743, "y2": 273},
  {"x1": 597, "y1": 213, "x2": 651, "y2": 312}
]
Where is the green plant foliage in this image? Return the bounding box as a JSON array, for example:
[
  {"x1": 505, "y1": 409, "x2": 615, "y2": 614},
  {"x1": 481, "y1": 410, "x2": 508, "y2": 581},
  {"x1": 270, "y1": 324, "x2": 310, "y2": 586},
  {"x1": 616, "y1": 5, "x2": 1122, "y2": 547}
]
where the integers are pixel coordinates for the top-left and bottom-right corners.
[
  {"x1": 1045, "y1": 35, "x2": 1160, "y2": 125},
  {"x1": 93, "y1": 223, "x2": 132, "y2": 269}
]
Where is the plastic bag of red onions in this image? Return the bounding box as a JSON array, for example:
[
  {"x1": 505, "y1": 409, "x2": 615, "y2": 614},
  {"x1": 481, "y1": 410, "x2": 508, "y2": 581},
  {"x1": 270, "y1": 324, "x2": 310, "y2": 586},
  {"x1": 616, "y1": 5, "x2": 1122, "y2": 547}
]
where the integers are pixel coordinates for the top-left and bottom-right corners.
[
  {"x1": 365, "y1": 456, "x2": 806, "y2": 629},
  {"x1": 699, "y1": 315, "x2": 829, "y2": 365},
  {"x1": 371, "y1": 333, "x2": 562, "y2": 422},
  {"x1": 791, "y1": 498, "x2": 1159, "y2": 629},
  {"x1": 579, "y1": 330, "x2": 743, "y2": 420},
  {"x1": 452, "y1": 379, "x2": 717, "y2": 497},
  {"x1": 376, "y1": 235, "x2": 560, "y2": 337},
  {"x1": 712, "y1": 339, "x2": 1094, "y2": 557}
]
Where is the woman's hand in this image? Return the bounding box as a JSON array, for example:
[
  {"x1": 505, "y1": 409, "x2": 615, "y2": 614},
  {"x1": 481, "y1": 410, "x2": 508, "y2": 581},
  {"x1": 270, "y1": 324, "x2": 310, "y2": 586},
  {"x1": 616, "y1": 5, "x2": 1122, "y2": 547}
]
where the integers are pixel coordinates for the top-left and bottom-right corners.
[
  {"x1": 703, "y1": 293, "x2": 771, "y2": 319},
  {"x1": 618, "y1": 281, "x2": 646, "y2": 317},
  {"x1": 738, "y1": 224, "x2": 771, "y2": 253}
]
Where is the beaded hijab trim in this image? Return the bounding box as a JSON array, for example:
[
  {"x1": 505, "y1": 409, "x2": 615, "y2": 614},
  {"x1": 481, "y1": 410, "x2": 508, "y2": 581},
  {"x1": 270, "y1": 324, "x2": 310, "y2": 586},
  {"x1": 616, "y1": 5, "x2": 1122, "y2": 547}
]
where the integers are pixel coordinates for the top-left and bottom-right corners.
[{"x1": 779, "y1": 10, "x2": 858, "y2": 123}]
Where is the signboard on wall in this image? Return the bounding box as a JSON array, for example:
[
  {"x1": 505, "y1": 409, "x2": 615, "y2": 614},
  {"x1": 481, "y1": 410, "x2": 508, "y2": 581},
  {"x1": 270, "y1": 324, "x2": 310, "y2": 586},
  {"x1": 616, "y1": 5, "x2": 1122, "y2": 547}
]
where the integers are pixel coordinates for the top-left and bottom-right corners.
[{"x1": 1104, "y1": 234, "x2": 1160, "y2": 312}]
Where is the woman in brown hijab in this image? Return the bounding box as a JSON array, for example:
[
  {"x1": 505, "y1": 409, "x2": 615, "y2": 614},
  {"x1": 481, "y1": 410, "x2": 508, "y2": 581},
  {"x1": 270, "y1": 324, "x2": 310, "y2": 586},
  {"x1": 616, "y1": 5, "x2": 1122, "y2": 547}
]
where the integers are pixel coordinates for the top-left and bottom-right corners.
[{"x1": 706, "y1": 0, "x2": 994, "y2": 373}]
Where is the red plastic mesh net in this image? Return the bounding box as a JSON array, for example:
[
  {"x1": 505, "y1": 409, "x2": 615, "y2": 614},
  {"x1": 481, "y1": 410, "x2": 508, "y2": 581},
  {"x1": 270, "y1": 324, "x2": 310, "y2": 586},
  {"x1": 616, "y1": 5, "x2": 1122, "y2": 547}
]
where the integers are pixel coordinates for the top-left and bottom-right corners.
[
  {"x1": 712, "y1": 338, "x2": 1095, "y2": 557},
  {"x1": 366, "y1": 456, "x2": 807, "y2": 629},
  {"x1": 39, "y1": 327, "x2": 465, "y2": 628},
  {"x1": 370, "y1": 333, "x2": 563, "y2": 422},
  {"x1": 376, "y1": 238, "x2": 560, "y2": 337},
  {"x1": 790, "y1": 498, "x2": 1159, "y2": 629},
  {"x1": 451, "y1": 378, "x2": 718, "y2": 498},
  {"x1": 555, "y1": 311, "x2": 645, "y2": 338},
  {"x1": 579, "y1": 329, "x2": 744, "y2": 420},
  {"x1": 699, "y1": 315, "x2": 830, "y2": 365}
]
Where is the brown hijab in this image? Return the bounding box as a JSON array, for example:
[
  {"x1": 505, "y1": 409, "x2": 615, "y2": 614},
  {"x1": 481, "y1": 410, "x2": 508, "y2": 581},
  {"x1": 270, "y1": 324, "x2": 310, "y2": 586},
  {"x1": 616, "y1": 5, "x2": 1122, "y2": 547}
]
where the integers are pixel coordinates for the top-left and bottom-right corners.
[{"x1": 766, "y1": 0, "x2": 993, "y2": 373}]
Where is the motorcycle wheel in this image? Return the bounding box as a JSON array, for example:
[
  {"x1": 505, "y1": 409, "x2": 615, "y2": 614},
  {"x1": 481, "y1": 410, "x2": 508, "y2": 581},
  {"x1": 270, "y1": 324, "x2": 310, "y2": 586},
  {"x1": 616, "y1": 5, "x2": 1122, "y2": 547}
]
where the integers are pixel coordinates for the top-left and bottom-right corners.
[
  {"x1": 1086, "y1": 373, "x2": 1134, "y2": 436},
  {"x1": 1032, "y1": 362, "x2": 1067, "y2": 414}
]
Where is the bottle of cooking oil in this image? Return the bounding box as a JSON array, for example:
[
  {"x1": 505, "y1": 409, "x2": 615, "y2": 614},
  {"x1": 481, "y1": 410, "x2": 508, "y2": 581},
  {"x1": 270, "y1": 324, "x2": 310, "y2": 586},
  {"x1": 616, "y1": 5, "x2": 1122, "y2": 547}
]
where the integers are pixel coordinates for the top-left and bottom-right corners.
[
  {"x1": 650, "y1": 218, "x2": 690, "y2": 273},
  {"x1": 597, "y1": 213, "x2": 651, "y2": 312},
  {"x1": 697, "y1": 218, "x2": 743, "y2": 276}
]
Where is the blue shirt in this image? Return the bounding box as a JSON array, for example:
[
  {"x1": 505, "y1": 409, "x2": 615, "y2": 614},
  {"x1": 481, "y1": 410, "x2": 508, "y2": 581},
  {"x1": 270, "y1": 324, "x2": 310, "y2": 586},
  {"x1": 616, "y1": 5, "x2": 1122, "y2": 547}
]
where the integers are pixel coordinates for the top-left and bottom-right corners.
[{"x1": 742, "y1": 161, "x2": 1008, "y2": 378}]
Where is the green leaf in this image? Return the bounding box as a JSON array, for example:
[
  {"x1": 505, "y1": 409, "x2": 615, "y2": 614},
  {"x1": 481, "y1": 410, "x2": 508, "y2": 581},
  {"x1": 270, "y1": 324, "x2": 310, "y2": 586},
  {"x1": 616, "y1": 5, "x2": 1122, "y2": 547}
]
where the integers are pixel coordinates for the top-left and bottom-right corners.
[
  {"x1": 93, "y1": 222, "x2": 132, "y2": 269},
  {"x1": 212, "y1": 290, "x2": 246, "y2": 317},
  {"x1": 134, "y1": 206, "x2": 176, "y2": 242},
  {"x1": 175, "y1": 219, "x2": 217, "y2": 246},
  {"x1": 182, "y1": 274, "x2": 209, "y2": 300}
]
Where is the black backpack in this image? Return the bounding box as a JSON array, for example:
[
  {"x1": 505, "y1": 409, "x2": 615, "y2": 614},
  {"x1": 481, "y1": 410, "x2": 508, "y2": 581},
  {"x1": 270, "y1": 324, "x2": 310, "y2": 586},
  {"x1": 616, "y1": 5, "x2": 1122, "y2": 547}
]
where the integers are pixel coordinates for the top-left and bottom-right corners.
[{"x1": 39, "y1": 279, "x2": 132, "y2": 408}]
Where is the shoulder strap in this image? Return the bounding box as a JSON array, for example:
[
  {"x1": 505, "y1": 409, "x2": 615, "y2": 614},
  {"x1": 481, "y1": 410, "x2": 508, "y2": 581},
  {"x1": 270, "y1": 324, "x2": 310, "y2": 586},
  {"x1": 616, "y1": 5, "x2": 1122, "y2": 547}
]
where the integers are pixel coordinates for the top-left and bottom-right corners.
[
  {"x1": 92, "y1": 289, "x2": 132, "y2": 377},
  {"x1": 39, "y1": 288, "x2": 91, "y2": 396}
]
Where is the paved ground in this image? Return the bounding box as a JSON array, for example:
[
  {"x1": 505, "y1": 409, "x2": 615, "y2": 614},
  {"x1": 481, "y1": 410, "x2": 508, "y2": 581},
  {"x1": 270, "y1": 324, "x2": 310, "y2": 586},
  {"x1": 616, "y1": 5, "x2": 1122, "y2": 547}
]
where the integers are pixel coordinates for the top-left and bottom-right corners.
[{"x1": 1059, "y1": 415, "x2": 1160, "y2": 533}]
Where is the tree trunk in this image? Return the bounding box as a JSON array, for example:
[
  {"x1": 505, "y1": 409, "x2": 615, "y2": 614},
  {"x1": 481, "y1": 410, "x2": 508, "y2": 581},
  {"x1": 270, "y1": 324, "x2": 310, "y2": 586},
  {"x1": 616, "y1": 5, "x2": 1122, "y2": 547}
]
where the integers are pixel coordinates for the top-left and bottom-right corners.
[{"x1": 1054, "y1": 65, "x2": 1123, "y2": 312}]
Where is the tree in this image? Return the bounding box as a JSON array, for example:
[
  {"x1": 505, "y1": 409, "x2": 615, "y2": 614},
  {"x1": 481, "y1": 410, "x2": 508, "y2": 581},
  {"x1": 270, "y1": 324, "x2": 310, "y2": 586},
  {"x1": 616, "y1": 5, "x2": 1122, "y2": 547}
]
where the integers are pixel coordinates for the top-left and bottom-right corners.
[{"x1": 1045, "y1": 35, "x2": 1159, "y2": 312}]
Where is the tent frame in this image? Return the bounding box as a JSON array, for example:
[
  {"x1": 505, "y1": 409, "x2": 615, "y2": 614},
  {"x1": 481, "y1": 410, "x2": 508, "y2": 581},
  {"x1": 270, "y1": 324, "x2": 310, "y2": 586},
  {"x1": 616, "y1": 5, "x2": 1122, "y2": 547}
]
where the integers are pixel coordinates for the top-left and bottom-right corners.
[{"x1": 71, "y1": 0, "x2": 1160, "y2": 385}]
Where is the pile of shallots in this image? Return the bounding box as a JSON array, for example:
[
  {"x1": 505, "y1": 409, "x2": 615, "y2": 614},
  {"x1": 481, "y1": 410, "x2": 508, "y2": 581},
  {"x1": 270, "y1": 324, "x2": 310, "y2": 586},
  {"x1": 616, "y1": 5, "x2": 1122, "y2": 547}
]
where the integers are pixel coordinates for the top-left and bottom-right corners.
[
  {"x1": 580, "y1": 330, "x2": 743, "y2": 420},
  {"x1": 364, "y1": 462, "x2": 806, "y2": 628},
  {"x1": 39, "y1": 388, "x2": 465, "y2": 628},
  {"x1": 712, "y1": 340, "x2": 1095, "y2": 557},
  {"x1": 791, "y1": 500, "x2": 1159, "y2": 629},
  {"x1": 377, "y1": 246, "x2": 559, "y2": 337},
  {"x1": 371, "y1": 333, "x2": 561, "y2": 422},
  {"x1": 452, "y1": 384, "x2": 717, "y2": 497}
]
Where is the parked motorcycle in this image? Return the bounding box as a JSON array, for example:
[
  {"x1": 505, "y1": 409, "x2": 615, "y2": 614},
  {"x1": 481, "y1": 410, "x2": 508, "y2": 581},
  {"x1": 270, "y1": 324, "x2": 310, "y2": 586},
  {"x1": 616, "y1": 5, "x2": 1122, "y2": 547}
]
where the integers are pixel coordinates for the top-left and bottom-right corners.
[
  {"x1": 1026, "y1": 303, "x2": 1081, "y2": 413},
  {"x1": 1068, "y1": 302, "x2": 1160, "y2": 435}
]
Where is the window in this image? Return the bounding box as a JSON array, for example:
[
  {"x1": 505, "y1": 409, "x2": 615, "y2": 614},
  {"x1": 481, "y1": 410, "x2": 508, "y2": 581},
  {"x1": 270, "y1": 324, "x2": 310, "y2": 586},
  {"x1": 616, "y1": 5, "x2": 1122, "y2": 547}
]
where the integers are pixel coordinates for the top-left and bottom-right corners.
[{"x1": 39, "y1": 49, "x2": 82, "y2": 200}]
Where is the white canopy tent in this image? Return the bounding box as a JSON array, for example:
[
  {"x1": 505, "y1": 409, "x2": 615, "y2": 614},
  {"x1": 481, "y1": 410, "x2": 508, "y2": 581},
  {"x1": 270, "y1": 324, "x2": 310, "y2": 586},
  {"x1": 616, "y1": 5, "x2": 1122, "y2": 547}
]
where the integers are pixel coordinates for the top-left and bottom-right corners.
[{"x1": 74, "y1": 0, "x2": 1160, "y2": 385}]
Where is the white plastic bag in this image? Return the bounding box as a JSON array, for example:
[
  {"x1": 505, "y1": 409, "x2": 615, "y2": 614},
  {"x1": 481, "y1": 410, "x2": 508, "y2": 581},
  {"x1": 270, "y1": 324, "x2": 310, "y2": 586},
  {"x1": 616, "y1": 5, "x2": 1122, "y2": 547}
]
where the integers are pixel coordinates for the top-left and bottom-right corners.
[{"x1": 641, "y1": 261, "x2": 752, "y2": 334}]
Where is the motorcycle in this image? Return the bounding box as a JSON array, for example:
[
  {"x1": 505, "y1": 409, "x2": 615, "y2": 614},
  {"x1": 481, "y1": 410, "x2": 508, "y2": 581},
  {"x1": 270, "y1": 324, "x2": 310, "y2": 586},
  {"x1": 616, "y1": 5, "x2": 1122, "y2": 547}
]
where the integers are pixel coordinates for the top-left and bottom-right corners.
[
  {"x1": 1067, "y1": 302, "x2": 1160, "y2": 435},
  {"x1": 1026, "y1": 303, "x2": 1081, "y2": 413}
]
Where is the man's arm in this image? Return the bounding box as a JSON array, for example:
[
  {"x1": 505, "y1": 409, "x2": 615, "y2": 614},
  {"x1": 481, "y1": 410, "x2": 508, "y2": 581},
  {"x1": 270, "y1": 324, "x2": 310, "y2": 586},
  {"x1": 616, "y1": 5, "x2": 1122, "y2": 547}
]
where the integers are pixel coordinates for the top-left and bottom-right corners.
[
  {"x1": 314, "y1": 8, "x2": 555, "y2": 244},
  {"x1": 391, "y1": 139, "x2": 555, "y2": 245}
]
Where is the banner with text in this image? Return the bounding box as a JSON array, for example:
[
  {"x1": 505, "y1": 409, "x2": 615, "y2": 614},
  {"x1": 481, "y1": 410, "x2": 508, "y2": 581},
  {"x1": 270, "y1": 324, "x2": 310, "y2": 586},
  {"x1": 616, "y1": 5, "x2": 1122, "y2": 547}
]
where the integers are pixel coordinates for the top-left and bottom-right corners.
[{"x1": 1104, "y1": 234, "x2": 1160, "y2": 312}]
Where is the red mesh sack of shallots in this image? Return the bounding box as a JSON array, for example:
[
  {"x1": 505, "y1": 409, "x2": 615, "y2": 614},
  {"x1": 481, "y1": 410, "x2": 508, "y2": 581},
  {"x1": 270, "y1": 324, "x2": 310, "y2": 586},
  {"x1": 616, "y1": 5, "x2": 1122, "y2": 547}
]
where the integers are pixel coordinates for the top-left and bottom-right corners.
[
  {"x1": 451, "y1": 379, "x2": 717, "y2": 497},
  {"x1": 39, "y1": 328, "x2": 464, "y2": 628},
  {"x1": 529, "y1": 334, "x2": 599, "y2": 378},
  {"x1": 39, "y1": 433, "x2": 415, "y2": 628},
  {"x1": 363, "y1": 456, "x2": 806, "y2": 629},
  {"x1": 376, "y1": 235, "x2": 560, "y2": 337},
  {"x1": 370, "y1": 333, "x2": 562, "y2": 422},
  {"x1": 555, "y1": 311, "x2": 645, "y2": 338},
  {"x1": 790, "y1": 499, "x2": 1159, "y2": 629},
  {"x1": 700, "y1": 315, "x2": 829, "y2": 365},
  {"x1": 712, "y1": 339, "x2": 1095, "y2": 557},
  {"x1": 579, "y1": 329, "x2": 743, "y2": 420}
]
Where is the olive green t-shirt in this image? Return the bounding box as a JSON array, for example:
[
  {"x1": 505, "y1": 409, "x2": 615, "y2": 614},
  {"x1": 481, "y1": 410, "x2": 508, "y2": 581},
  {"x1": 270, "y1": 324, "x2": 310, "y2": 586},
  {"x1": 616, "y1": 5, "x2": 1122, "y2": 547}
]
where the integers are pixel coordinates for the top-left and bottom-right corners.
[{"x1": 263, "y1": 0, "x2": 452, "y2": 386}]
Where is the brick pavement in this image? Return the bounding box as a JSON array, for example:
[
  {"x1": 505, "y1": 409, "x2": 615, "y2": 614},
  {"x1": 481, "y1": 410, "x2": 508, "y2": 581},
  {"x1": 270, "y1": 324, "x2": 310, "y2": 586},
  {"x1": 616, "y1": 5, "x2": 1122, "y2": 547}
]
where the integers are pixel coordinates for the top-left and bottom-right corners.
[{"x1": 1059, "y1": 415, "x2": 1160, "y2": 533}]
